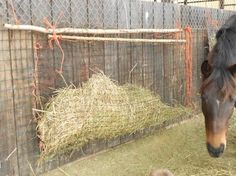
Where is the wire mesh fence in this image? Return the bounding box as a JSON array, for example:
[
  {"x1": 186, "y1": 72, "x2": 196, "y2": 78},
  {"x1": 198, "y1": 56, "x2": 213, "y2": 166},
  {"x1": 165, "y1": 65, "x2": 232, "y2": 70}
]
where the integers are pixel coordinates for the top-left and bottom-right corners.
[
  {"x1": 0, "y1": 0, "x2": 234, "y2": 28},
  {"x1": 0, "y1": 0, "x2": 236, "y2": 175},
  {"x1": 1, "y1": 1, "x2": 235, "y2": 28}
]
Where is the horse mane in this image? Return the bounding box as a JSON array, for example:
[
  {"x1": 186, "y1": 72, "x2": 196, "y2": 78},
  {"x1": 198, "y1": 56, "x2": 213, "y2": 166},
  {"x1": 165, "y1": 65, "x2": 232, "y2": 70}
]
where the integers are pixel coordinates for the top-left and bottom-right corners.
[
  {"x1": 201, "y1": 15, "x2": 236, "y2": 97},
  {"x1": 214, "y1": 15, "x2": 236, "y2": 67}
]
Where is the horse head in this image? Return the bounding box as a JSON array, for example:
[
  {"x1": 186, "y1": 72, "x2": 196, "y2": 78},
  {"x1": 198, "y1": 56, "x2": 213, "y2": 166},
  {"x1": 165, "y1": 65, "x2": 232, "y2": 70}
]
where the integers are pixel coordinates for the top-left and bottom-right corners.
[{"x1": 200, "y1": 15, "x2": 236, "y2": 157}]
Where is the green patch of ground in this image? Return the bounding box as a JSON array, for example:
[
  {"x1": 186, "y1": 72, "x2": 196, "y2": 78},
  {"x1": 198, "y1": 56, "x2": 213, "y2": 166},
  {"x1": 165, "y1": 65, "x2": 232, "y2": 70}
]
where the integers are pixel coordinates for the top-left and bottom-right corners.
[{"x1": 42, "y1": 114, "x2": 236, "y2": 176}]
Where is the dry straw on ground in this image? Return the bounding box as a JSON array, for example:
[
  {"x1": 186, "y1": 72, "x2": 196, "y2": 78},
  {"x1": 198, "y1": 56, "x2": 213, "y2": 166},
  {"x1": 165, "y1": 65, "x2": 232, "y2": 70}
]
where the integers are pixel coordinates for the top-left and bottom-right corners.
[
  {"x1": 37, "y1": 73, "x2": 191, "y2": 161},
  {"x1": 42, "y1": 116, "x2": 236, "y2": 176}
]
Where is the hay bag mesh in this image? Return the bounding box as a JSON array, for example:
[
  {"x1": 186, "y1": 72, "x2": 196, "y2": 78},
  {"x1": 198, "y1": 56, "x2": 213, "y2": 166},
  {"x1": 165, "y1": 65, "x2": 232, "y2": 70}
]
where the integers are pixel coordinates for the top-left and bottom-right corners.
[{"x1": 37, "y1": 73, "x2": 190, "y2": 160}]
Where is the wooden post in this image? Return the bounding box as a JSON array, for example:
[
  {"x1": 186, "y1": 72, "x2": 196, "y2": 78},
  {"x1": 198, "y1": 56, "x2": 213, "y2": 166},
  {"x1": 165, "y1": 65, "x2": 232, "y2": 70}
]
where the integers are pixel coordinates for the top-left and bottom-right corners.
[
  {"x1": 49, "y1": 35, "x2": 186, "y2": 43},
  {"x1": 4, "y1": 24, "x2": 183, "y2": 34},
  {"x1": 219, "y1": 0, "x2": 224, "y2": 9},
  {"x1": 184, "y1": 0, "x2": 188, "y2": 5}
]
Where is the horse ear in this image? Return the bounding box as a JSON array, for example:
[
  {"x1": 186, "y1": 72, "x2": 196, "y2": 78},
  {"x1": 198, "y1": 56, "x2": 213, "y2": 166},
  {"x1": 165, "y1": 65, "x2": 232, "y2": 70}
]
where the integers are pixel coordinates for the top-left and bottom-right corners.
[
  {"x1": 201, "y1": 60, "x2": 212, "y2": 77},
  {"x1": 228, "y1": 64, "x2": 236, "y2": 76},
  {"x1": 216, "y1": 29, "x2": 225, "y2": 39}
]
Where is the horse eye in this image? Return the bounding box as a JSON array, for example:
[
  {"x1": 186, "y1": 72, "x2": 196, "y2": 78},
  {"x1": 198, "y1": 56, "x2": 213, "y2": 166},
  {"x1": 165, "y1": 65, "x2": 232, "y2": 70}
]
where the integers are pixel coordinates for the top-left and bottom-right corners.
[
  {"x1": 231, "y1": 96, "x2": 236, "y2": 102},
  {"x1": 201, "y1": 93, "x2": 207, "y2": 100}
]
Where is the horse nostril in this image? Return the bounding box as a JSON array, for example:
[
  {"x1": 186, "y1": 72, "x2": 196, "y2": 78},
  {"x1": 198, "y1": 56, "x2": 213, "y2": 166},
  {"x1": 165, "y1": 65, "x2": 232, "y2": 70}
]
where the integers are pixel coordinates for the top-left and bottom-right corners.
[{"x1": 207, "y1": 143, "x2": 225, "y2": 158}]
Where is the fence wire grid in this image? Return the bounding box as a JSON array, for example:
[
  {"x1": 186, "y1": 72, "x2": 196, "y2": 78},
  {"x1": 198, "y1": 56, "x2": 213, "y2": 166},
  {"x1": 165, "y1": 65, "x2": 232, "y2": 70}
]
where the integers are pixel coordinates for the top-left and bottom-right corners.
[{"x1": 0, "y1": 0, "x2": 234, "y2": 29}]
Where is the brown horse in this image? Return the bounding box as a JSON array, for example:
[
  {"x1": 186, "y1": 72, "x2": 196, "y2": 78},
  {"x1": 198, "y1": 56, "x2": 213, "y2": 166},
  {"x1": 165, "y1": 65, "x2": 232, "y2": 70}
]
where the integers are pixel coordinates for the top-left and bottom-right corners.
[{"x1": 201, "y1": 14, "x2": 236, "y2": 158}]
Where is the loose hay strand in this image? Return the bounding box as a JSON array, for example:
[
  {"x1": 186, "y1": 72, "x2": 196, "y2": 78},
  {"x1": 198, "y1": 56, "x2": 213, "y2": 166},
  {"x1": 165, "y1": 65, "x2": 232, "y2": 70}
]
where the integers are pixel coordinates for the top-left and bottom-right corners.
[
  {"x1": 37, "y1": 73, "x2": 191, "y2": 161},
  {"x1": 58, "y1": 167, "x2": 71, "y2": 176}
]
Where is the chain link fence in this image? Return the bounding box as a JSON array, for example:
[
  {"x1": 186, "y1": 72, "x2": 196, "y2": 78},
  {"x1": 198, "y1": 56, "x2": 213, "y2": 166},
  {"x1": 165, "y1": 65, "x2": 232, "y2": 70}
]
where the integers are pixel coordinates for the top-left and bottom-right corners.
[{"x1": 0, "y1": 0, "x2": 234, "y2": 29}]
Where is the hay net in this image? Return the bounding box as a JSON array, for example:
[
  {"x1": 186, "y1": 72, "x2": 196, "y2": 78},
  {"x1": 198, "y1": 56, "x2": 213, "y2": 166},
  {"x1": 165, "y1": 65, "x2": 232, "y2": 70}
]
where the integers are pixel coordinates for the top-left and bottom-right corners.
[{"x1": 37, "y1": 73, "x2": 190, "y2": 161}]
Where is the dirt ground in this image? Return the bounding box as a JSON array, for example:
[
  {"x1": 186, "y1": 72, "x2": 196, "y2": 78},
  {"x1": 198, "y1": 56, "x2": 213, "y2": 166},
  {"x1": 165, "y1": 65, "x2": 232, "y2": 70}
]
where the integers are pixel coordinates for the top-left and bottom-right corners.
[{"x1": 41, "y1": 114, "x2": 236, "y2": 176}]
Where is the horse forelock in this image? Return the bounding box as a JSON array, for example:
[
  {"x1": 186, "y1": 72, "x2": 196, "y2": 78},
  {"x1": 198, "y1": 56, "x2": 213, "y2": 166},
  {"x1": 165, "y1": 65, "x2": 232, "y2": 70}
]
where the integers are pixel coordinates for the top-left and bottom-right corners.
[
  {"x1": 201, "y1": 68, "x2": 236, "y2": 99},
  {"x1": 213, "y1": 32, "x2": 235, "y2": 68}
]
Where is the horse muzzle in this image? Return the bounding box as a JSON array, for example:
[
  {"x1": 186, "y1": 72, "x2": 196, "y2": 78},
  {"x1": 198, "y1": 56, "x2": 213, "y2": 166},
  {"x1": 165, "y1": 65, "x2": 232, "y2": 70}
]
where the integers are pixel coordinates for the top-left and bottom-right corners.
[
  {"x1": 207, "y1": 143, "x2": 225, "y2": 157},
  {"x1": 206, "y1": 129, "x2": 227, "y2": 157}
]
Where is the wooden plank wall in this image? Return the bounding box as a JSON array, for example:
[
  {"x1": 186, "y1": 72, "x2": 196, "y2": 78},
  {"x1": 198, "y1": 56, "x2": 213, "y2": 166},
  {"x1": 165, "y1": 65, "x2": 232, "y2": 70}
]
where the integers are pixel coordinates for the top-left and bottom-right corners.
[
  {"x1": 88, "y1": 0, "x2": 105, "y2": 76},
  {"x1": 1, "y1": 0, "x2": 235, "y2": 175},
  {"x1": 130, "y1": 0, "x2": 143, "y2": 85},
  {"x1": 154, "y1": 3, "x2": 164, "y2": 98},
  {"x1": 9, "y1": 28, "x2": 36, "y2": 176},
  {"x1": 189, "y1": 6, "x2": 200, "y2": 105},
  {"x1": 195, "y1": 7, "x2": 207, "y2": 106},
  {"x1": 103, "y1": 0, "x2": 118, "y2": 80},
  {"x1": 163, "y1": 3, "x2": 174, "y2": 104},
  {"x1": 117, "y1": 0, "x2": 131, "y2": 84},
  {"x1": 143, "y1": 1, "x2": 154, "y2": 90},
  {"x1": 1, "y1": 1, "x2": 37, "y2": 175},
  {"x1": 71, "y1": 0, "x2": 89, "y2": 84},
  {"x1": 0, "y1": 18, "x2": 19, "y2": 176},
  {"x1": 172, "y1": 4, "x2": 183, "y2": 103}
]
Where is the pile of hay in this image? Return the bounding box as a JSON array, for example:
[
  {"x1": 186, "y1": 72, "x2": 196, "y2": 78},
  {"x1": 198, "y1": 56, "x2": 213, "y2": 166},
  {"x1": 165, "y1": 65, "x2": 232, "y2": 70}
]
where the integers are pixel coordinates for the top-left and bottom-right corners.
[{"x1": 37, "y1": 73, "x2": 191, "y2": 161}]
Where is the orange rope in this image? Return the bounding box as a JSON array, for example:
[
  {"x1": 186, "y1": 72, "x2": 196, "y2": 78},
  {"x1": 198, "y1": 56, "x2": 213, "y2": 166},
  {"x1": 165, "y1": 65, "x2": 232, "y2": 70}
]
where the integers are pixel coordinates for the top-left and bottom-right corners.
[
  {"x1": 7, "y1": 0, "x2": 20, "y2": 25},
  {"x1": 43, "y1": 13, "x2": 65, "y2": 74},
  {"x1": 185, "y1": 26, "x2": 193, "y2": 106},
  {"x1": 206, "y1": 12, "x2": 219, "y2": 28},
  {"x1": 33, "y1": 42, "x2": 45, "y2": 151},
  {"x1": 32, "y1": 42, "x2": 43, "y2": 117}
]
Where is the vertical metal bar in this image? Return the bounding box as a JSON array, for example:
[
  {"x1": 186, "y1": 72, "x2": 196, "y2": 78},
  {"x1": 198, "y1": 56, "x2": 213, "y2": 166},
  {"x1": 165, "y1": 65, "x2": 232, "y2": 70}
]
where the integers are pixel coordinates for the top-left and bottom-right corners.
[{"x1": 219, "y1": 0, "x2": 224, "y2": 9}]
